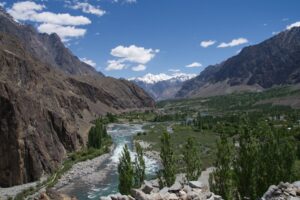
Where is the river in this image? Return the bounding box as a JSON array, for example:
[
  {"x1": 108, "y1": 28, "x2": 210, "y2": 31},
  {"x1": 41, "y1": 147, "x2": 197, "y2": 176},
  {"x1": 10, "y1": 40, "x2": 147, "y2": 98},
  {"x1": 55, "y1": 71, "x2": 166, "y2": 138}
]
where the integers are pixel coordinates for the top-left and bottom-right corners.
[{"x1": 58, "y1": 123, "x2": 159, "y2": 200}]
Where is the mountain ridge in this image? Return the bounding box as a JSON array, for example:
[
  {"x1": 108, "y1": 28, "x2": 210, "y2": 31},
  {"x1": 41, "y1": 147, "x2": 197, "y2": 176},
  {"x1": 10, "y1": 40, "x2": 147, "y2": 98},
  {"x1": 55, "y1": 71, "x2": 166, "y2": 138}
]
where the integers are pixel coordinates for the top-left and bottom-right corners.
[{"x1": 176, "y1": 27, "x2": 300, "y2": 98}]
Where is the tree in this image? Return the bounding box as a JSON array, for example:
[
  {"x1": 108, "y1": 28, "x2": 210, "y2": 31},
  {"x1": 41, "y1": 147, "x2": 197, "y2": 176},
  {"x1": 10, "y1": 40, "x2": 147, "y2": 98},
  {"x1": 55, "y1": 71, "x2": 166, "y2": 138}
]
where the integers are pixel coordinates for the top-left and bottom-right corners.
[
  {"x1": 134, "y1": 142, "x2": 146, "y2": 187},
  {"x1": 209, "y1": 134, "x2": 234, "y2": 200},
  {"x1": 159, "y1": 132, "x2": 175, "y2": 187},
  {"x1": 118, "y1": 145, "x2": 134, "y2": 195},
  {"x1": 182, "y1": 137, "x2": 202, "y2": 181},
  {"x1": 88, "y1": 119, "x2": 110, "y2": 149}
]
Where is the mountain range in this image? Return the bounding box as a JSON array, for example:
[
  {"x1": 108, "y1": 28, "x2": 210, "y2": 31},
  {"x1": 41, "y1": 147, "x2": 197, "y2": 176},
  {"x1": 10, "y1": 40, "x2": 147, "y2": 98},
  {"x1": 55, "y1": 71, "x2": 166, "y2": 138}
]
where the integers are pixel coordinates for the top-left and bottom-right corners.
[
  {"x1": 129, "y1": 73, "x2": 196, "y2": 100},
  {"x1": 0, "y1": 7, "x2": 154, "y2": 187},
  {"x1": 176, "y1": 27, "x2": 300, "y2": 98}
]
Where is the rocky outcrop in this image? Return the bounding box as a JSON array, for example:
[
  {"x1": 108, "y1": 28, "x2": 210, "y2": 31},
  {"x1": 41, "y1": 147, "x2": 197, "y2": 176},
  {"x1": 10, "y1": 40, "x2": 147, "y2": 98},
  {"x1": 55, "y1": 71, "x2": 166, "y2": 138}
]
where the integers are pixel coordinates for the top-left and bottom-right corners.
[
  {"x1": 101, "y1": 180, "x2": 223, "y2": 200},
  {"x1": 177, "y1": 27, "x2": 300, "y2": 98},
  {"x1": 261, "y1": 181, "x2": 300, "y2": 200},
  {"x1": 0, "y1": 9, "x2": 154, "y2": 187}
]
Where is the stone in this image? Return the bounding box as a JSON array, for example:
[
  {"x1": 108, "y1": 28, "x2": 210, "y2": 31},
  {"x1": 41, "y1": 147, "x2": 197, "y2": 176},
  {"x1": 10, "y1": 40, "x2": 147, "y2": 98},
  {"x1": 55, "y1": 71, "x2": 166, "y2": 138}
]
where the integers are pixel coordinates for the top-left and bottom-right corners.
[
  {"x1": 293, "y1": 181, "x2": 300, "y2": 188},
  {"x1": 189, "y1": 181, "x2": 204, "y2": 189},
  {"x1": 142, "y1": 181, "x2": 154, "y2": 194},
  {"x1": 149, "y1": 193, "x2": 163, "y2": 200},
  {"x1": 169, "y1": 181, "x2": 182, "y2": 192},
  {"x1": 131, "y1": 189, "x2": 149, "y2": 200},
  {"x1": 100, "y1": 197, "x2": 112, "y2": 200},
  {"x1": 183, "y1": 185, "x2": 192, "y2": 193},
  {"x1": 159, "y1": 187, "x2": 170, "y2": 198},
  {"x1": 167, "y1": 193, "x2": 179, "y2": 200}
]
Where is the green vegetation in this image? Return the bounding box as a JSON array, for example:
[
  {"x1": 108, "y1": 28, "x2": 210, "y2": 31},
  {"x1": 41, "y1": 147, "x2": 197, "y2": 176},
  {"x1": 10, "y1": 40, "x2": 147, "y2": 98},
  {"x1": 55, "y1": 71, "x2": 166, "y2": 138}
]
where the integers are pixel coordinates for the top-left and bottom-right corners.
[
  {"x1": 118, "y1": 145, "x2": 134, "y2": 195},
  {"x1": 157, "y1": 132, "x2": 176, "y2": 187},
  {"x1": 88, "y1": 119, "x2": 109, "y2": 149},
  {"x1": 182, "y1": 137, "x2": 202, "y2": 181},
  {"x1": 134, "y1": 142, "x2": 146, "y2": 188},
  {"x1": 209, "y1": 122, "x2": 297, "y2": 200}
]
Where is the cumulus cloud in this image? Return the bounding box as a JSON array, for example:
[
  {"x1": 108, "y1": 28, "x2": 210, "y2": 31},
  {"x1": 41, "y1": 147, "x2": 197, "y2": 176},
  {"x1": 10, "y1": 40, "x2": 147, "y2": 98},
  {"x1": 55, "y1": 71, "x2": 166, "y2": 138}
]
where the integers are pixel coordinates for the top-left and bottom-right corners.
[
  {"x1": 132, "y1": 64, "x2": 146, "y2": 71},
  {"x1": 186, "y1": 62, "x2": 202, "y2": 68},
  {"x1": 7, "y1": 1, "x2": 90, "y2": 41},
  {"x1": 200, "y1": 40, "x2": 216, "y2": 48},
  {"x1": 111, "y1": 45, "x2": 159, "y2": 64},
  {"x1": 80, "y1": 57, "x2": 97, "y2": 68},
  {"x1": 218, "y1": 38, "x2": 248, "y2": 48},
  {"x1": 70, "y1": 2, "x2": 106, "y2": 16},
  {"x1": 106, "y1": 45, "x2": 159, "y2": 71},
  {"x1": 106, "y1": 60, "x2": 126, "y2": 71},
  {"x1": 286, "y1": 21, "x2": 300, "y2": 30},
  {"x1": 38, "y1": 23, "x2": 86, "y2": 41}
]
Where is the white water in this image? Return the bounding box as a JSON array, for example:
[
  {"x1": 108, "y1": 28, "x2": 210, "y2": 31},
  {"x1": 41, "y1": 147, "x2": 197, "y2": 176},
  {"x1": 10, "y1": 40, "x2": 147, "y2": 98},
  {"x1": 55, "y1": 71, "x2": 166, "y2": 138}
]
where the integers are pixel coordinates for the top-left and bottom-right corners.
[{"x1": 66, "y1": 123, "x2": 159, "y2": 200}]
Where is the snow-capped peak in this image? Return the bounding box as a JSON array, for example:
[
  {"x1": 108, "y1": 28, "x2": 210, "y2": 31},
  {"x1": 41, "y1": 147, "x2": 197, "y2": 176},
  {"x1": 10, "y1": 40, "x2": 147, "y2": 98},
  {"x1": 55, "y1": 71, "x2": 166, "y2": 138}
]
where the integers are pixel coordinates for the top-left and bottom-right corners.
[{"x1": 129, "y1": 72, "x2": 197, "y2": 84}]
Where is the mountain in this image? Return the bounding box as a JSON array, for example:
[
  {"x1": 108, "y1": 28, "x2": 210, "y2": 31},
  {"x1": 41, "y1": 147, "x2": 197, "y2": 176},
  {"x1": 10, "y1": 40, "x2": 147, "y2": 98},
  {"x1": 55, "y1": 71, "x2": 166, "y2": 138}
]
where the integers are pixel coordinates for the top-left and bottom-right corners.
[
  {"x1": 0, "y1": 8, "x2": 154, "y2": 187},
  {"x1": 129, "y1": 73, "x2": 196, "y2": 100},
  {"x1": 176, "y1": 27, "x2": 300, "y2": 98}
]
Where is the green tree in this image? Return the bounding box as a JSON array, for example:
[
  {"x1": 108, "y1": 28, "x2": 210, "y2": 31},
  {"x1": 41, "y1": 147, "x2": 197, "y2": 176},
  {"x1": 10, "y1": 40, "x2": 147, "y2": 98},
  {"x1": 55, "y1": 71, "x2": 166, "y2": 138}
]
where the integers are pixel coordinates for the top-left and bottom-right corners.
[
  {"x1": 134, "y1": 142, "x2": 146, "y2": 187},
  {"x1": 182, "y1": 137, "x2": 202, "y2": 181},
  {"x1": 159, "y1": 132, "x2": 175, "y2": 187},
  {"x1": 209, "y1": 134, "x2": 234, "y2": 200},
  {"x1": 118, "y1": 145, "x2": 134, "y2": 194}
]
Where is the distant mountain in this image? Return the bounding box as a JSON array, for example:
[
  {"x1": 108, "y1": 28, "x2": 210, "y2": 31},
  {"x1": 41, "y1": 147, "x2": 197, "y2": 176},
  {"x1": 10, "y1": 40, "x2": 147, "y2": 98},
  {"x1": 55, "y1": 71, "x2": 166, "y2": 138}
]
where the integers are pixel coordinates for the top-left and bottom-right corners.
[
  {"x1": 0, "y1": 7, "x2": 154, "y2": 187},
  {"x1": 177, "y1": 27, "x2": 300, "y2": 98},
  {"x1": 130, "y1": 73, "x2": 196, "y2": 100}
]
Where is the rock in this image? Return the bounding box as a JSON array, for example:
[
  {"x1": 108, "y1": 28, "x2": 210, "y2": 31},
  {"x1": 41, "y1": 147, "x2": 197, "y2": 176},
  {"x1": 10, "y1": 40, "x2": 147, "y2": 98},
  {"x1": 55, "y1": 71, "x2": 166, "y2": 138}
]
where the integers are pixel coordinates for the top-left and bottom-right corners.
[
  {"x1": 293, "y1": 181, "x2": 300, "y2": 188},
  {"x1": 167, "y1": 193, "x2": 179, "y2": 200},
  {"x1": 142, "y1": 181, "x2": 154, "y2": 194},
  {"x1": 131, "y1": 189, "x2": 149, "y2": 200},
  {"x1": 186, "y1": 191, "x2": 199, "y2": 200},
  {"x1": 169, "y1": 181, "x2": 182, "y2": 192},
  {"x1": 149, "y1": 193, "x2": 163, "y2": 200},
  {"x1": 189, "y1": 181, "x2": 204, "y2": 189},
  {"x1": 159, "y1": 187, "x2": 170, "y2": 198},
  {"x1": 100, "y1": 197, "x2": 112, "y2": 200},
  {"x1": 183, "y1": 185, "x2": 192, "y2": 193}
]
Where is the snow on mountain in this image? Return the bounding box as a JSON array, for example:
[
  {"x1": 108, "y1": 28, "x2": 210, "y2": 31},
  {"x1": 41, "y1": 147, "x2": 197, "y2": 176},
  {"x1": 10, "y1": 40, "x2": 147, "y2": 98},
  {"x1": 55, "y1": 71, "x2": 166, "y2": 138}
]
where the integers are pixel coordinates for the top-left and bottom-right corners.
[{"x1": 129, "y1": 72, "x2": 197, "y2": 84}]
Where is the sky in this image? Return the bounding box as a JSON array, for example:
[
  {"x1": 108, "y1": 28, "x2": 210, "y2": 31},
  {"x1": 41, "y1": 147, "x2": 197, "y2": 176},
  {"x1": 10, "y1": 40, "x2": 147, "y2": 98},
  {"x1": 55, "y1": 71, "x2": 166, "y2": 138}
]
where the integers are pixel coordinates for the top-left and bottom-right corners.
[{"x1": 2, "y1": 0, "x2": 300, "y2": 79}]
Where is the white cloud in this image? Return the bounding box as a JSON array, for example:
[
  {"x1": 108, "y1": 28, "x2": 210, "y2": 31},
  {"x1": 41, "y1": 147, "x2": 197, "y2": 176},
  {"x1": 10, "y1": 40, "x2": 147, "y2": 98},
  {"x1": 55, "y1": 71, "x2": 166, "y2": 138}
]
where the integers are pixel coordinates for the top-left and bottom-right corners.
[
  {"x1": 272, "y1": 31, "x2": 279, "y2": 35},
  {"x1": 7, "y1": 1, "x2": 91, "y2": 41},
  {"x1": 217, "y1": 38, "x2": 248, "y2": 48},
  {"x1": 186, "y1": 62, "x2": 202, "y2": 68},
  {"x1": 38, "y1": 23, "x2": 86, "y2": 41},
  {"x1": 200, "y1": 40, "x2": 216, "y2": 48},
  {"x1": 112, "y1": 0, "x2": 137, "y2": 3},
  {"x1": 106, "y1": 45, "x2": 159, "y2": 71},
  {"x1": 286, "y1": 21, "x2": 300, "y2": 30},
  {"x1": 111, "y1": 45, "x2": 159, "y2": 64},
  {"x1": 168, "y1": 69, "x2": 181, "y2": 72},
  {"x1": 0, "y1": 2, "x2": 6, "y2": 7},
  {"x1": 132, "y1": 64, "x2": 146, "y2": 71},
  {"x1": 80, "y1": 58, "x2": 96, "y2": 68},
  {"x1": 70, "y1": 2, "x2": 106, "y2": 16},
  {"x1": 105, "y1": 60, "x2": 126, "y2": 71}
]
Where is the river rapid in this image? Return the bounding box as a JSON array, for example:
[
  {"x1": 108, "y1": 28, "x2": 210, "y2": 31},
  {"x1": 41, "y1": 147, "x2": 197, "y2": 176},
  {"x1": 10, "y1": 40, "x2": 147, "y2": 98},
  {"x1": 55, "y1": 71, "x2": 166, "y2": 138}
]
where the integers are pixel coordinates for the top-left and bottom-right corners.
[{"x1": 57, "y1": 123, "x2": 159, "y2": 200}]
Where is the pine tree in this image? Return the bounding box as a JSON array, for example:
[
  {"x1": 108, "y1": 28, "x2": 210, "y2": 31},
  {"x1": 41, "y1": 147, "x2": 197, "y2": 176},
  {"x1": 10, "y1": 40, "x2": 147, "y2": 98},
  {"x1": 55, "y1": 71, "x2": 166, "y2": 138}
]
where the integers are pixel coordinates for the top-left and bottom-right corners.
[
  {"x1": 159, "y1": 132, "x2": 175, "y2": 187},
  {"x1": 134, "y1": 142, "x2": 146, "y2": 187},
  {"x1": 182, "y1": 137, "x2": 201, "y2": 181},
  {"x1": 118, "y1": 145, "x2": 133, "y2": 195}
]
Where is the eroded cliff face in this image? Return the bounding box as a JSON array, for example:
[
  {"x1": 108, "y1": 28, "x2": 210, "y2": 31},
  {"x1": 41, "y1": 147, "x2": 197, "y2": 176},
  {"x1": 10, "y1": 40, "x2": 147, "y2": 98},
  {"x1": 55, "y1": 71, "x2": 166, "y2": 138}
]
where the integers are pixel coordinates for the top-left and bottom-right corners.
[{"x1": 0, "y1": 22, "x2": 154, "y2": 187}]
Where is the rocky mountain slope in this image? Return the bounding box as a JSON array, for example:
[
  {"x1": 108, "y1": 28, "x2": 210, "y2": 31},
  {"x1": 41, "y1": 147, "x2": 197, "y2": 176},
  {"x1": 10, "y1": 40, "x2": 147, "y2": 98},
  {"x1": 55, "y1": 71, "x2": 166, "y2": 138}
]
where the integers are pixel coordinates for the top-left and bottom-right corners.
[
  {"x1": 130, "y1": 73, "x2": 196, "y2": 100},
  {"x1": 0, "y1": 8, "x2": 154, "y2": 187},
  {"x1": 177, "y1": 27, "x2": 300, "y2": 98}
]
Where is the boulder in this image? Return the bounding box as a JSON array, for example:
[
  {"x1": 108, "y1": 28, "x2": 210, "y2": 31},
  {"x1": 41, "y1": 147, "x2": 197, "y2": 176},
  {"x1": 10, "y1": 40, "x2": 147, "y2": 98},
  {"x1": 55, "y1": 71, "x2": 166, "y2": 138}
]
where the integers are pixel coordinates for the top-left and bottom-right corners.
[
  {"x1": 142, "y1": 181, "x2": 154, "y2": 194},
  {"x1": 169, "y1": 181, "x2": 182, "y2": 192},
  {"x1": 293, "y1": 181, "x2": 300, "y2": 188},
  {"x1": 189, "y1": 181, "x2": 204, "y2": 189},
  {"x1": 100, "y1": 197, "x2": 112, "y2": 200},
  {"x1": 131, "y1": 189, "x2": 149, "y2": 200},
  {"x1": 159, "y1": 187, "x2": 170, "y2": 198},
  {"x1": 167, "y1": 193, "x2": 179, "y2": 200}
]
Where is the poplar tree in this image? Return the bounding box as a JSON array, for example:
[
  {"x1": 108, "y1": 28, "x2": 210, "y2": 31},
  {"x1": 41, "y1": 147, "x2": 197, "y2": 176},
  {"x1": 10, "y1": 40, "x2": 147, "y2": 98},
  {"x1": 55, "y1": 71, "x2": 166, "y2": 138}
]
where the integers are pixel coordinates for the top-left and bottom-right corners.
[
  {"x1": 118, "y1": 145, "x2": 133, "y2": 194},
  {"x1": 134, "y1": 142, "x2": 146, "y2": 187},
  {"x1": 182, "y1": 137, "x2": 202, "y2": 181}
]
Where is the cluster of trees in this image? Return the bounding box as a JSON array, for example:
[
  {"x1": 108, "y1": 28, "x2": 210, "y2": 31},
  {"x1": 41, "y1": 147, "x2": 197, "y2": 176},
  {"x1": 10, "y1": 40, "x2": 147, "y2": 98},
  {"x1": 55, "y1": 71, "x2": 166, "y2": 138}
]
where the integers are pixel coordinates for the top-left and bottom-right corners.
[
  {"x1": 88, "y1": 119, "x2": 109, "y2": 149},
  {"x1": 157, "y1": 132, "x2": 202, "y2": 187},
  {"x1": 118, "y1": 143, "x2": 146, "y2": 194},
  {"x1": 209, "y1": 125, "x2": 297, "y2": 200}
]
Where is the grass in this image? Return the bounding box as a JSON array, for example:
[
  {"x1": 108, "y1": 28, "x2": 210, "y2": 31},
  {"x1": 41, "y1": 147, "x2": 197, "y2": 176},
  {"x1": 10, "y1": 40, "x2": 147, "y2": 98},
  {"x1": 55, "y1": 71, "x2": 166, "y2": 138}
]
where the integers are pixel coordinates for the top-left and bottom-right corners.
[{"x1": 134, "y1": 123, "x2": 219, "y2": 169}]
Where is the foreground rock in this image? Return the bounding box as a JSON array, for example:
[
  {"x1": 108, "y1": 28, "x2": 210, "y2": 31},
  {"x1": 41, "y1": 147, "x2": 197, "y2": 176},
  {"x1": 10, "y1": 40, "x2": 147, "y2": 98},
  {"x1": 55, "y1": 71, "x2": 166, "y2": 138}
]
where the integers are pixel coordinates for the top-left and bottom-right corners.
[
  {"x1": 261, "y1": 181, "x2": 300, "y2": 200},
  {"x1": 101, "y1": 179, "x2": 223, "y2": 200}
]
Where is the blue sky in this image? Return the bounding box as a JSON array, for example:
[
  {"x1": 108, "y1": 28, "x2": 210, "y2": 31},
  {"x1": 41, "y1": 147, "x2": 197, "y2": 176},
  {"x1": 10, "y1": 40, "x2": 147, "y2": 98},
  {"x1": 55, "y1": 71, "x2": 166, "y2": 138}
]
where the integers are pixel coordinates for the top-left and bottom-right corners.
[{"x1": 2, "y1": 0, "x2": 300, "y2": 78}]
